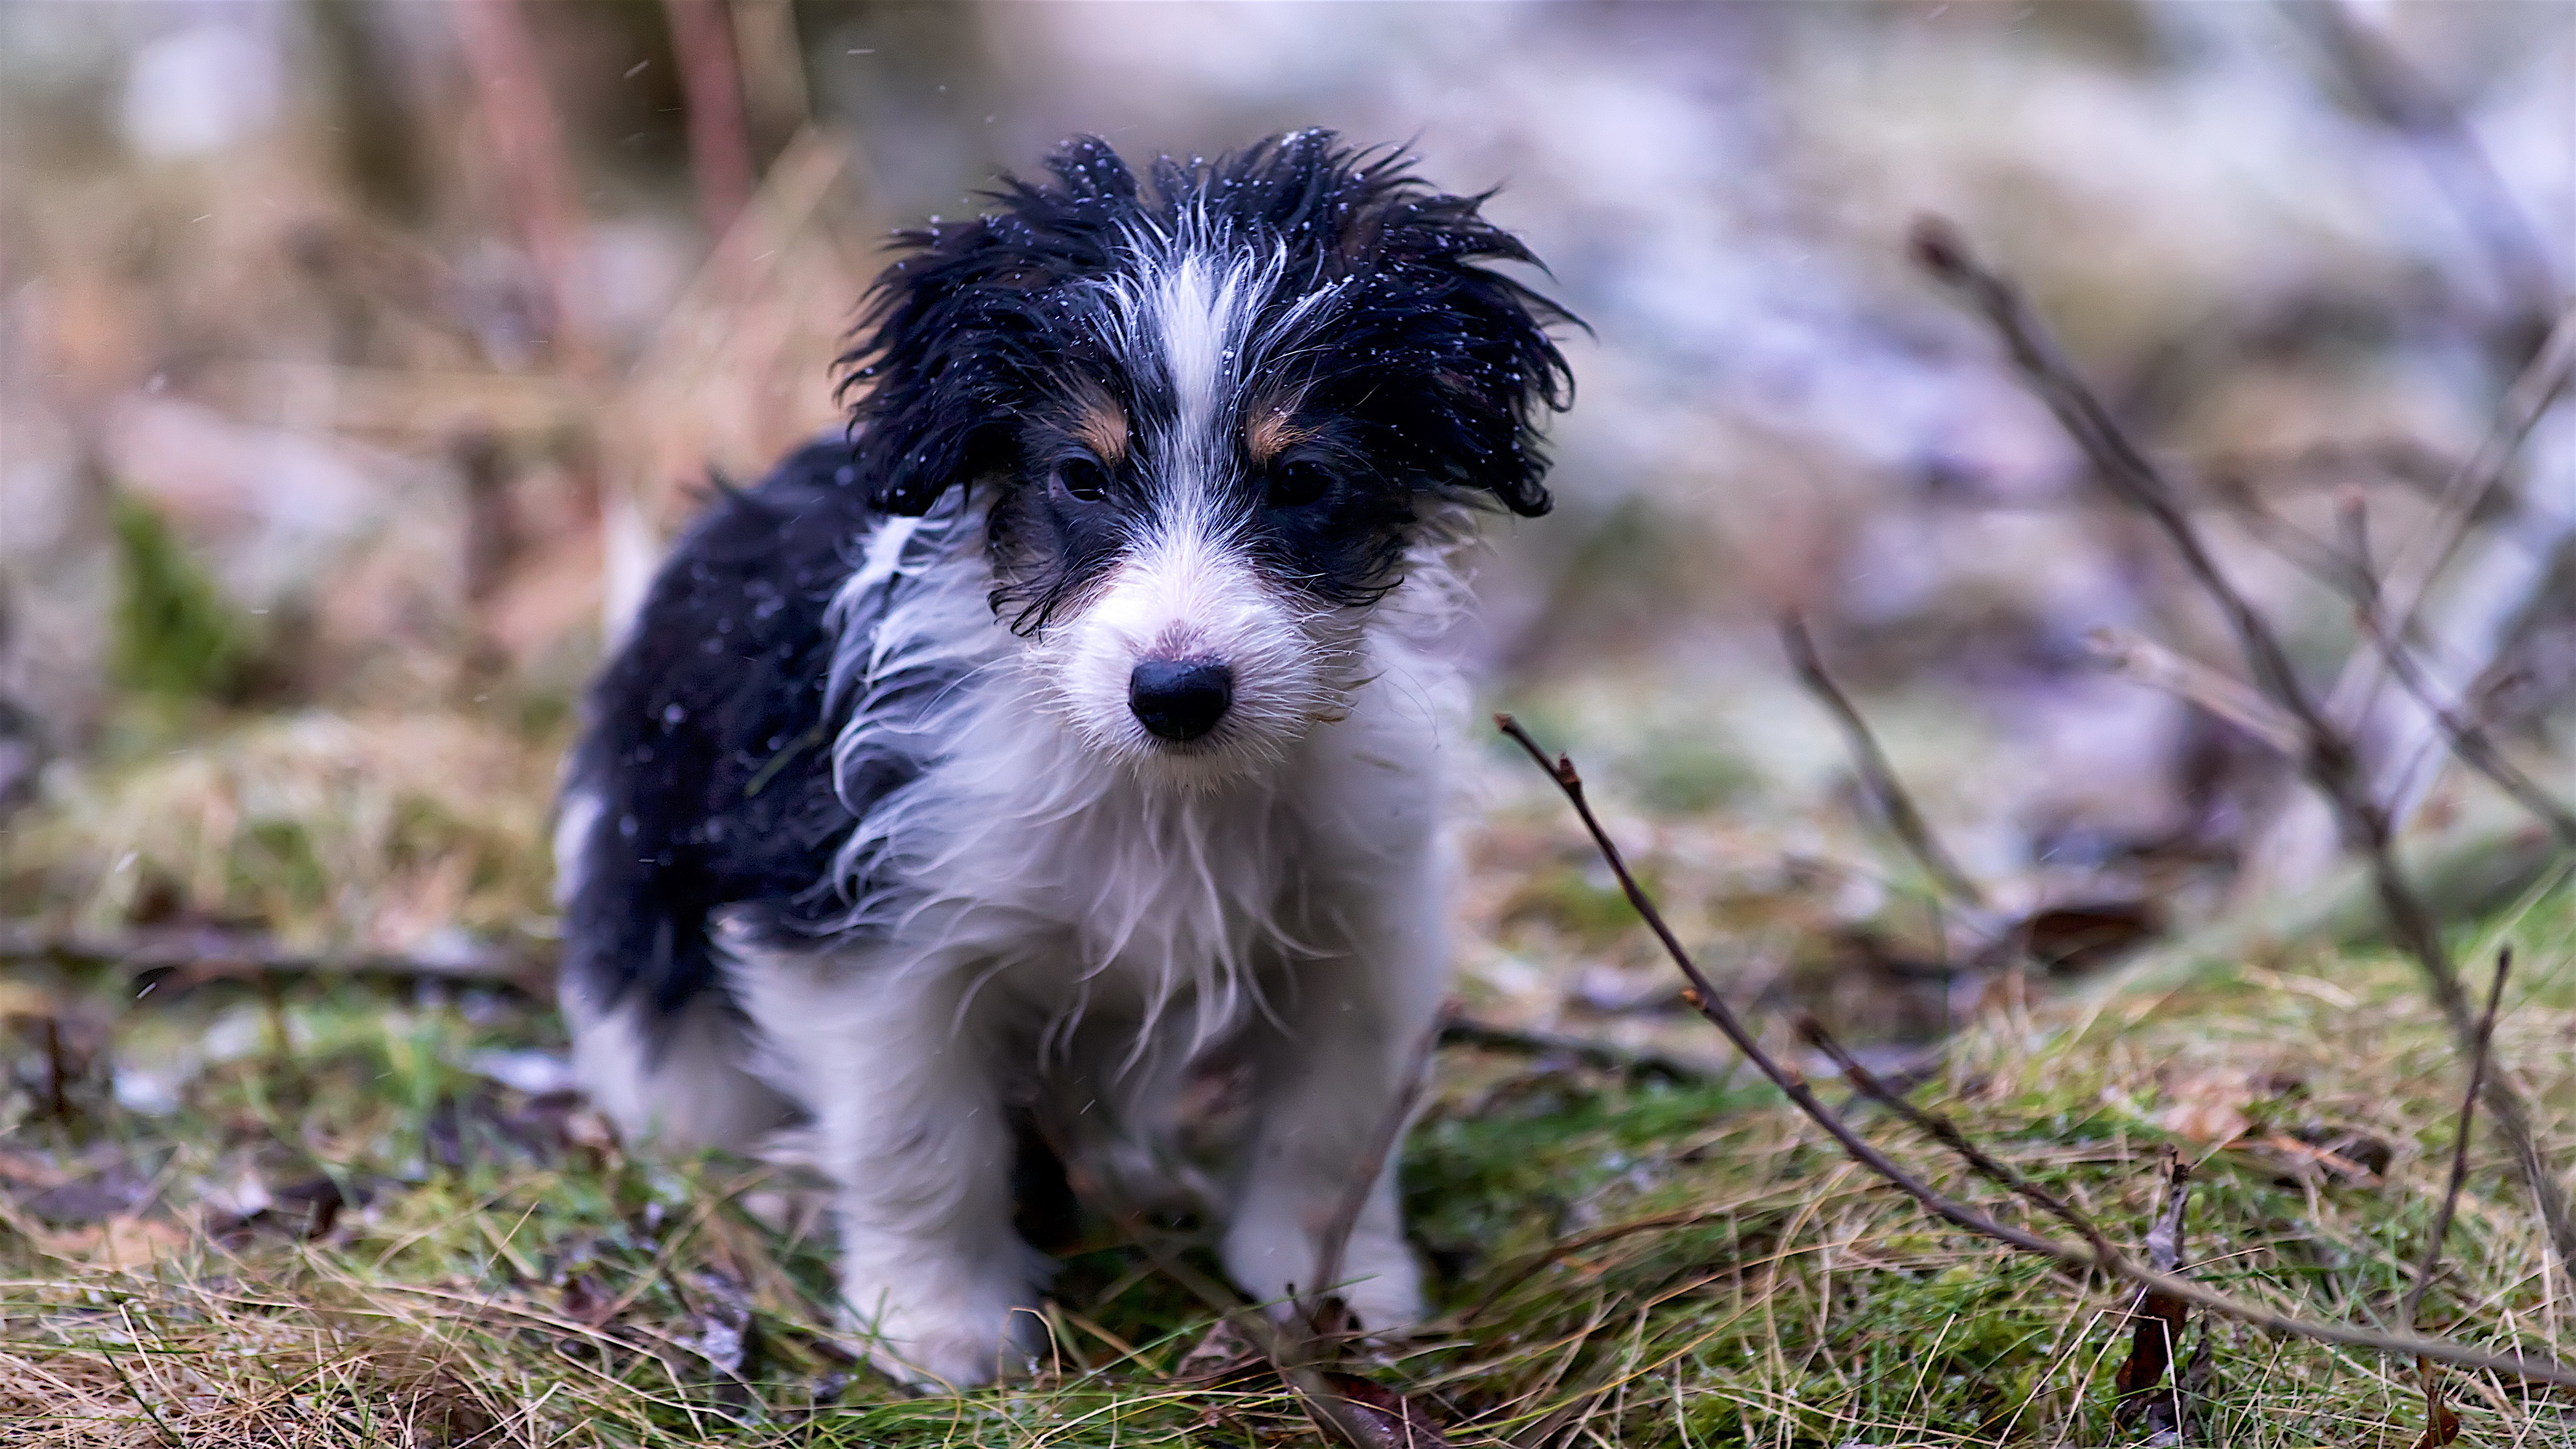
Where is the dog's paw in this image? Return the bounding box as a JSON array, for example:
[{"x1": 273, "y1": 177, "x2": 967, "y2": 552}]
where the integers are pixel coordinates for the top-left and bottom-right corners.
[
  {"x1": 838, "y1": 1254, "x2": 1041, "y2": 1389},
  {"x1": 1221, "y1": 1217, "x2": 1426, "y2": 1335}
]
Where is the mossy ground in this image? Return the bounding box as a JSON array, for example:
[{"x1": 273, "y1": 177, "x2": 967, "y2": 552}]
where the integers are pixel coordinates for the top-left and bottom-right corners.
[{"x1": 3, "y1": 707, "x2": 2571, "y2": 1446}]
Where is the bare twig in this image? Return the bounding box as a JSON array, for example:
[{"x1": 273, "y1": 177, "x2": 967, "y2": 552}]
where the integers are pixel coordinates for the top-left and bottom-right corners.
[
  {"x1": 447, "y1": 0, "x2": 601, "y2": 380},
  {"x1": 2352, "y1": 592, "x2": 2576, "y2": 850},
  {"x1": 2325, "y1": 491, "x2": 2576, "y2": 847},
  {"x1": 2220, "y1": 488, "x2": 2576, "y2": 845},
  {"x1": 1911, "y1": 218, "x2": 2576, "y2": 1276},
  {"x1": 1778, "y1": 613, "x2": 1988, "y2": 911},
  {"x1": 0, "y1": 923, "x2": 548, "y2": 997},
  {"x1": 2281, "y1": 1, "x2": 2562, "y2": 316},
  {"x1": 1795, "y1": 1015, "x2": 2123, "y2": 1258},
  {"x1": 2403, "y1": 947, "x2": 2514, "y2": 1333},
  {"x1": 2360, "y1": 302, "x2": 2576, "y2": 681},
  {"x1": 662, "y1": 0, "x2": 756, "y2": 239},
  {"x1": 2212, "y1": 473, "x2": 2371, "y2": 601},
  {"x1": 2085, "y1": 627, "x2": 2303, "y2": 757},
  {"x1": 2402, "y1": 948, "x2": 2507, "y2": 1449},
  {"x1": 1495, "y1": 713, "x2": 2576, "y2": 1387},
  {"x1": 1438, "y1": 1012, "x2": 1714, "y2": 1085},
  {"x1": 2303, "y1": 304, "x2": 2576, "y2": 851}
]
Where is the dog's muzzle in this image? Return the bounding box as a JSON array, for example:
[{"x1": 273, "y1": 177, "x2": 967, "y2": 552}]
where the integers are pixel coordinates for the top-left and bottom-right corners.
[{"x1": 1129, "y1": 658, "x2": 1234, "y2": 742}]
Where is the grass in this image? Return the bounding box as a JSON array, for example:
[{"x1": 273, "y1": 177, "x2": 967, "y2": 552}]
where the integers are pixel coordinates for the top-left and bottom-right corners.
[{"x1": 3, "y1": 710, "x2": 2573, "y2": 1445}]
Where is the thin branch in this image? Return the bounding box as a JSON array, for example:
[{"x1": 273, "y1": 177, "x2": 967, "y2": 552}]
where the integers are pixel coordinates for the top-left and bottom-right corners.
[
  {"x1": 2281, "y1": 0, "x2": 2562, "y2": 316},
  {"x1": 1495, "y1": 713, "x2": 2576, "y2": 1388},
  {"x1": 0, "y1": 923, "x2": 548, "y2": 997},
  {"x1": 661, "y1": 0, "x2": 756, "y2": 239},
  {"x1": 1438, "y1": 1012, "x2": 1715, "y2": 1085},
  {"x1": 2353, "y1": 591, "x2": 2576, "y2": 850},
  {"x1": 2336, "y1": 303, "x2": 2576, "y2": 716},
  {"x1": 1778, "y1": 613, "x2": 1988, "y2": 911},
  {"x1": 2333, "y1": 490, "x2": 2576, "y2": 847},
  {"x1": 1796, "y1": 1014, "x2": 2125, "y2": 1260},
  {"x1": 2211, "y1": 472, "x2": 2370, "y2": 600},
  {"x1": 2085, "y1": 627, "x2": 2304, "y2": 757},
  {"x1": 2403, "y1": 947, "x2": 2513, "y2": 1333},
  {"x1": 1911, "y1": 218, "x2": 2576, "y2": 1276}
]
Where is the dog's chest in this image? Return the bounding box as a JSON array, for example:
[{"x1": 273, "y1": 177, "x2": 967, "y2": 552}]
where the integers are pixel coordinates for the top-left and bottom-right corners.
[{"x1": 913, "y1": 762, "x2": 1317, "y2": 997}]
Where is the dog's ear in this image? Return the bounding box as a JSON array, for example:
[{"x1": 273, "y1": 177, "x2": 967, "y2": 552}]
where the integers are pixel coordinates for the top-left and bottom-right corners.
[
  {"x1": 836, "y1": 140, "x2": 1135, "y2": 516},
  {"x1": 1364, "y1": 187, "x2": 1576, "y2": 519},
  {"x1": 1242, "y1": 134, "x2": 1575, "y2": 519}
]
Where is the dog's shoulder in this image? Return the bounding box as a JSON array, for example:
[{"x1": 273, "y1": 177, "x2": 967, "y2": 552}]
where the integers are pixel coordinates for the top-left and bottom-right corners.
[{"x1": 560, "y1": 441, "x2": 891, "y2": 1016}]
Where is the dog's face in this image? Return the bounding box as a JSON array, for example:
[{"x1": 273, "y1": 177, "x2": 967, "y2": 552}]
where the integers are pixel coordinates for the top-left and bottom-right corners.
[{"x1": 840, "y1": 132, "x2": 1572, "y2": 780}]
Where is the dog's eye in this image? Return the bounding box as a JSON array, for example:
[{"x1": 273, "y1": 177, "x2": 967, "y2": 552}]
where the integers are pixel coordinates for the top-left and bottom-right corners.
[
  {"x1": 1052, "y1": 456, "x2": 1111, "y2": 504},
  {"x1": 1265, "y1": 459, "x2": 1334, "y2": 510}
]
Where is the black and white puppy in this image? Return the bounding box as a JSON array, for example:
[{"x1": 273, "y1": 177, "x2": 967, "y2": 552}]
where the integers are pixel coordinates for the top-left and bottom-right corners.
[{"x1": 554, "y1": 131, "x2": 1572, "y2": 1386}]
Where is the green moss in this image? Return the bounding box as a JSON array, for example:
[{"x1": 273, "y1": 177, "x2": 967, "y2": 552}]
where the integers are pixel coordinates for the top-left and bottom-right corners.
[{"x1": 110, "y1": 493, "x2": 261, "y2": 703}]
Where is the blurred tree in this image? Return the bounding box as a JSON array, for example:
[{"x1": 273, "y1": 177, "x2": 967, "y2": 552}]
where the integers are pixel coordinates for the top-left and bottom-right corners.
[{"x1": 306, "y1": 0, "x2": 429, "y2": 225}]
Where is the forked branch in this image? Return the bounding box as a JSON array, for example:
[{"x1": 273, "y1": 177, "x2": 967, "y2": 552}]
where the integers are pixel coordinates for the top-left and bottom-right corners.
[
  {"x1": 1909, "y1": 218, "x2": 2576, "y2": 1274},
  {"x1": 1780, "y1": 612, "x2": 1989, "y2": 912},
  {"x1": 1494, "y1": 713, "x2": 2576, "y2": 1388}
]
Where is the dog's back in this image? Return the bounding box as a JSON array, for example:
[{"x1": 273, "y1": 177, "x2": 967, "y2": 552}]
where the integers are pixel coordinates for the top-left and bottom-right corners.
[{"x1": 553, "y1": 440, "x2": 885, "y2": 1144}]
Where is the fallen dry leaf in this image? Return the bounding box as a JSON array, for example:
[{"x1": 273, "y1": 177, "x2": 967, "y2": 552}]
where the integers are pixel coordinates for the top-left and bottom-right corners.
[
  {"x1": 1311, "y1": 1369, "x2": 1457, "y2": 1449},
  {"x1": 2114, "y1": 1150, "x2": 2195, "y2": 1434}
]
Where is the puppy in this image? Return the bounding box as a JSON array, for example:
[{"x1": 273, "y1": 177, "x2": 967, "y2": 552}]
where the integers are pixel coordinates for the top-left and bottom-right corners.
[{"x1": 554, "y1": 130, "x2": 1572, "y2": 1387}]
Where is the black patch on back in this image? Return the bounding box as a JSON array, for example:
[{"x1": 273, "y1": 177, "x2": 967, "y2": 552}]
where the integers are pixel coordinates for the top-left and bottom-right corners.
[{"x1": 557, "y1": 439, "x2": 897, "y2": 1025}]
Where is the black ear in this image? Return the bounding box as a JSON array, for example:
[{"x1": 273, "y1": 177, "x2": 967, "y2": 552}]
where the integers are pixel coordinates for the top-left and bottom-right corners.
[
  {"x1": 834, "y1": 140, "x2": 1137, "y2": 515},
  {"x1": 1222, "y1": 134, "x2": 1575, "y2": 518},
  {"x1": 1362, "y1": 185, "x2": 1577, "y2": 519}
]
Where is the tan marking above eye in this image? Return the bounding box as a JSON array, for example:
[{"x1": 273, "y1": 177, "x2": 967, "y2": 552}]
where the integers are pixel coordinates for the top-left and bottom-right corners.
[
  {"x1": 1072, "y1": 396, "x2": 1129, "y2": 466},
  {"x1": 1245, "y1": 408, "x2": 1311, "y2": 465}
]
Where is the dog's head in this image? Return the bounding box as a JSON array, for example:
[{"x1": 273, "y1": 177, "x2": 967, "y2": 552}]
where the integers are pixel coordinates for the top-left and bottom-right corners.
[{"x1": 838, "y1": 131, "x2": 1573, "y2": 779}]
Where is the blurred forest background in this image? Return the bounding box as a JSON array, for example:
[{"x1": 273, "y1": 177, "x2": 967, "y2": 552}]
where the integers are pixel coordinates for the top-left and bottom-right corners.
[
  {"x1": 2, "y1": 2, "x2": 2572, "y2": 1444},
  {"x1": 4, "y1": 0, "x2": 2568, "y2": 1039}
]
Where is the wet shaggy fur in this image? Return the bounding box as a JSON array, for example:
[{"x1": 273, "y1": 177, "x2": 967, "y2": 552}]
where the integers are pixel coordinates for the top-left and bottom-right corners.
[{"x1": 555, "y1": 131, "x2": 1572, "y2": 1387}]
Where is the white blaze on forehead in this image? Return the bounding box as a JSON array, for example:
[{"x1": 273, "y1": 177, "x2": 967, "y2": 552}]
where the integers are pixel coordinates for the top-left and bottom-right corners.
[
  {"x1": 1152, "y1": 246, "x2": 1272, "y2": 520},
  {"x1": 1154, "y1": 250, "x2": 1233, "y2": 432}
]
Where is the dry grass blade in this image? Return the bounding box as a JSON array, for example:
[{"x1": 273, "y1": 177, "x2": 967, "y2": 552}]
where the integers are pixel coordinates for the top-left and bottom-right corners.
[
  {"x1": 1778, "y1": 612, "x2": 1987, "y2": 911},
  {"x1": 1910, "y1": 215, "x2": 2576, "y2": 1280},
  {"x1": 2113, "y1": 1148, "x2": 2194, "y2": 1432},
  {"x1": 1495, "y1": 711, "x2": 2576, "y2": 1388}
]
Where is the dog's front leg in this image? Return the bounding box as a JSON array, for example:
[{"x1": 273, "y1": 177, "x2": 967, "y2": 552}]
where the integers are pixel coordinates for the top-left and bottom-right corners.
[
  {"x1": 1220, "y1": 863, "x2": 1444, "y2": 1333},
  {"x1": 729, "y1": 951, "x2": 1040, "y2": 1387}
]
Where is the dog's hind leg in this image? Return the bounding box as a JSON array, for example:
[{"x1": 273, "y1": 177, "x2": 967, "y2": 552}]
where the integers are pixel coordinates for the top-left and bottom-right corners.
[{"x1": 561, "y1": 984, "x2": 793, "y2": 1151}]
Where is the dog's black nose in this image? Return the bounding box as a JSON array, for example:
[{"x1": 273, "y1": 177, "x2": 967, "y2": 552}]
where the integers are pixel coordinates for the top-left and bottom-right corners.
[{"x1": 1129, "y1": 659, "x2": 1234, "y2": 742}]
